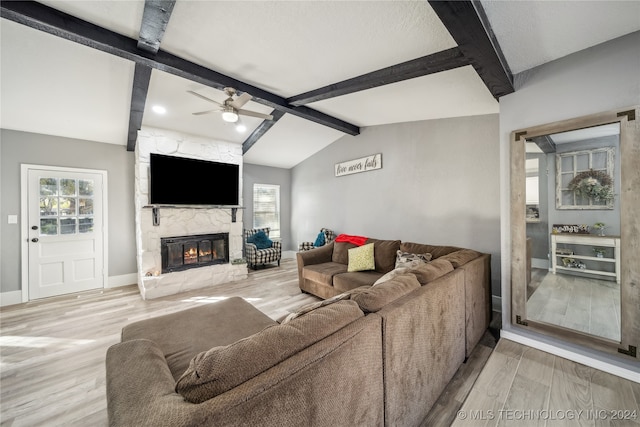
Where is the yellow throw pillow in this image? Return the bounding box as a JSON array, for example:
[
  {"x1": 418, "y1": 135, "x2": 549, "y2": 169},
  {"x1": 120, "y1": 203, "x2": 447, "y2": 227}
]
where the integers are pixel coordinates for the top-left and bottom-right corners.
[{"x1": 347, "y1": 243, "x2": 375, "y2": 272}]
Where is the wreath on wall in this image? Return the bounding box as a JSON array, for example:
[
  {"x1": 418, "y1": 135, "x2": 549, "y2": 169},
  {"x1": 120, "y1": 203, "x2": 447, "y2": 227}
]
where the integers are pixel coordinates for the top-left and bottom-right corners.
[{"x1": 568, "y1": 169, "x2": 614, "y2": 202}]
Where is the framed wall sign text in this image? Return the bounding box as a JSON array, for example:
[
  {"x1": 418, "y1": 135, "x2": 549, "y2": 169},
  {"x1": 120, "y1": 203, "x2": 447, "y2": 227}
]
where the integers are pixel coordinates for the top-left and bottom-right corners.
[{"x1": 335, "y1": 153, "x2": 382, "y2": 177}]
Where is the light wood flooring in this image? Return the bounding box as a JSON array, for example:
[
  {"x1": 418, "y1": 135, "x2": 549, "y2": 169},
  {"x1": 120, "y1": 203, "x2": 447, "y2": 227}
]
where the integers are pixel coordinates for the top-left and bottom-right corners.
[
  {"x1": 453, "y1": 339, "x2": 640, "y2": 427},
  {"x1": 0, "y1": 259, "x2": 634, "y2": 426},
  {"x1": 526, "y1": 268, "x2": 621, "y2": 341}
]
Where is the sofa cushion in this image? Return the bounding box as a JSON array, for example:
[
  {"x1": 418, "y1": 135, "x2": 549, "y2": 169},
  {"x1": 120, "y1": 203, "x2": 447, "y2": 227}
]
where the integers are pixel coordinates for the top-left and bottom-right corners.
[
  {"x1": 395, "y1": 250, "x2": 432, "y2": 268},
  {"x1": 400, "y1": 242, "x2": 461, "y2": 259},
  {"x1": 350, "y1": 273, "x2": 421, "y2": 313},
  {"x1": 367, "y1": 238, "x2": 401, "y2": 274},
  {"x1": 411, "y1": 258, "x2": 455, "y2": 284},
  {"x1": 438, "y1": 249, "x2": 482, "y2": 268},
  {"x1": 303, "y1": 262, "x2": 348, "y2": 286},
  {"x1": 175, "y1": 300, "x2": 364, "y2": 403},
  {"x1": 121, "y1": 297, "x2": 276, "y2": 380},
  {"x1": 280, "y1": 291, "x2": 353, "y2": 324},
  {"x1": 247, "y1": 230, "x2": 273, "y2": 249},
  {"x1": 332, "y1": 241, "x2": 358, "y2": 264},
  {"x1": 333, "y1": 271, "x2": 384, "y2": 292},
  {"x1": 348, "y1": 243, "x2": 375, "y2": 272}
]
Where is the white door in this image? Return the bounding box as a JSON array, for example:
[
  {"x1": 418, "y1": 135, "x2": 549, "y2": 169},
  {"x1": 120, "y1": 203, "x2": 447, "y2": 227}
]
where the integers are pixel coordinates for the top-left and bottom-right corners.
[{"x1": 27, "y1": 168, "x2": 105, "y2": 299}]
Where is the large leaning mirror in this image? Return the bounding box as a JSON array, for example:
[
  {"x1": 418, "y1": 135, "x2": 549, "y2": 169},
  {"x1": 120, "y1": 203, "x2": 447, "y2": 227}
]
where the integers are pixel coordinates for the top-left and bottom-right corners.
[{"x1": 511, "y1": 106, "x2": 639, "y2": 361}]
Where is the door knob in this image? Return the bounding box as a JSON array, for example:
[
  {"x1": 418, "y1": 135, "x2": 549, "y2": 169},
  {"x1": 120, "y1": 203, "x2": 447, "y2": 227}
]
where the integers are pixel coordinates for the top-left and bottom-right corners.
[
  {"x1": 31, "y1": 225, "x2": 38, "y2": 230},
  {"x1": 31, "y1": 238, "x2": 39, "y2": 243}
]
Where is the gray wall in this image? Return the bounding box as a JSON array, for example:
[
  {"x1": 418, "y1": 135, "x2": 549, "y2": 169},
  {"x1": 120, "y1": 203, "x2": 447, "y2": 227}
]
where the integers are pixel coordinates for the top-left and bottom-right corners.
[
  {"x1": 499, "y1": 31, "x2": 640, "y2": 367},
  {"x1": 242, "y1": 163, "x2": 293, "y2": 251},
  {"x1": 291, "y1": 114, "x2": 501, "y2": 297},
  {"x1": 0, "y1": 130, "x2": 136, "y2": 293}
]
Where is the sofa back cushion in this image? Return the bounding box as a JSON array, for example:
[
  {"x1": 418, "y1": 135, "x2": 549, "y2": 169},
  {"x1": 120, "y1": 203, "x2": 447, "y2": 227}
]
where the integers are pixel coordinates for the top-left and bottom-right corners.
[
  {"x1": 350, "y1": 273, "x2": 421, "y2": 313},
  {"x1": 366, "y1": 238, "x2": 401, "y2": 274},
  {"x1": 400, "y1": 242, "x2": 461, "y2": 260},
  {"x1": 437, "y1": 249, "x2": 482, "y2": 268},
  {"x1": 411, "y1": 258, "x2": 455, "y2": 284},
  {"x1": 175, "y1": 300, "x2": 364, "y2": 403},
  {"x1": 332, "y1": 241, "x2": 358, "y2": 264}
]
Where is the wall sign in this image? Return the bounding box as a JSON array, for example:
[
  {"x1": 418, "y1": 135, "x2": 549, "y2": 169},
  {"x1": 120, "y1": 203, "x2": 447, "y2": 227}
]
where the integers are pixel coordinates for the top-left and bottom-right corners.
[{"x1": 335, "y1": 153, "x2": 382, "y2": 177}]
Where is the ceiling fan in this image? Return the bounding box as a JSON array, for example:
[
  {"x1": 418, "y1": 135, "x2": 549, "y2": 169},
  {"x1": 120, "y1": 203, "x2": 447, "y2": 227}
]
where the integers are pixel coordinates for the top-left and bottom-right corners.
[{"x1": 188, "y1": 87, "x2": 274, "y2": 124}]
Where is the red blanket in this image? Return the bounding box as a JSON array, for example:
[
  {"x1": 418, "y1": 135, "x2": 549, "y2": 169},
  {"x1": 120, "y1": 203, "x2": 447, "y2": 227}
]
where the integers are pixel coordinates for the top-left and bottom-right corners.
[{"x1": 334, "y1": 234, "x2": 368, "y2": 246}]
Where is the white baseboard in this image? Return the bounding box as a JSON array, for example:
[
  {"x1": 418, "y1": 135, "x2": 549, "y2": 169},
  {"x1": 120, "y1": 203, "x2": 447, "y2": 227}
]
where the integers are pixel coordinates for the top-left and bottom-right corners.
[
  {"x1": 492, "y1": 295, "x2": 502, "y2": 313},
  {"x1": 0, "y1": 290, "x2": 23, "y2": 307},
  {"x1": 501, "y1": 330, "x2": 640, "y2": 383},
  {"x1": 107, "y1": 273, "x2": 137, "y2": 288}
]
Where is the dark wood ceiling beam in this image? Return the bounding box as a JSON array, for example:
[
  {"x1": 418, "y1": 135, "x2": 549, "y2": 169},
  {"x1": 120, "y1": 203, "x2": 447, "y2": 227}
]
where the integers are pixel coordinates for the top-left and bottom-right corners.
[
  {"x1": 127, "y1": 64, "x2": 153, "y2": 151},
  {"x1": 0, "y1": 0, "x2": 359, "y2": 145},
  {"x1": 126, "y1": 1, "x2": 176, "y2": 150},
  {"x1": 137, "y1": 0, "x2": 175, "y2": 53},
  {"x1": 242, "y1": 110, "x2": 287, "y2": 154},
  {"x1": 287, "y1": 47, "x2": 470, "y2": 106},
  {"x1": 428, "y1": 0, "x2": 514, "y2": 99}
]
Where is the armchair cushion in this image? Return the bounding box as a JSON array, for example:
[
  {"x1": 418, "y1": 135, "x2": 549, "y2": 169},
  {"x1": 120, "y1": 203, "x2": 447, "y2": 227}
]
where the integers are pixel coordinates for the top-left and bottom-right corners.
[{"x1": 247, "y1": 230, "x2": 273, "y2": 249}]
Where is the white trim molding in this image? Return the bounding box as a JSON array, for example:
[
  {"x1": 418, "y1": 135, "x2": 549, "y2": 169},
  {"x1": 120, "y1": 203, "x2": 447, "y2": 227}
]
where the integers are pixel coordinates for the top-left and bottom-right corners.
[{"x1": 0, "y1": 291, "x2": 23, "y2": 307}]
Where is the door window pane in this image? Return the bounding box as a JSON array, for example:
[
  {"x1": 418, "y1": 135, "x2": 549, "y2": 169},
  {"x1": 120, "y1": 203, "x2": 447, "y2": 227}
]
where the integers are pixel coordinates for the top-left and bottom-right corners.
[
  {"x1": 79, "y1": 218, "x2": 94, "y2": 233},
  {"x1": 79, "y1": 198, "x2": 93, "y2": 215},
  {"x1": 60, "y1": 218, "x2": 77, "y2": 235},
  {"x1": 40, "y1": 197, "x2": 58, "y2": 216},
  {"x1": 40, "y1": 219, "x2": 58, "y2": 235},
  {"x1": 79, "y1": 180, "x2": 94, "y2": 196},
  {"x1": 59, "y1": 197, "x2": 77, "y2": 216},
  {"x1": 60, "y1": 179, "x2": 76, "y2": 196},
  {"x1": 40, "y1": 178, "x2": 57, "y2": 196}
]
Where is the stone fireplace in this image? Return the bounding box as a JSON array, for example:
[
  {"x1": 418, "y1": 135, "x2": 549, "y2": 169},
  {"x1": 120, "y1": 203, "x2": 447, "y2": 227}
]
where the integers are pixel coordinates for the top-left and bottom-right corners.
[{"x1": 134, "y1": 127, "x2": 247, "y2": 300}]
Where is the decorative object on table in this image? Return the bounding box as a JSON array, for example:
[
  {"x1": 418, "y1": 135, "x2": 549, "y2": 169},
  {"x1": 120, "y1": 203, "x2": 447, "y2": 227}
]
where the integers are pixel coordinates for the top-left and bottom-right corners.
[
  {"x1": 298, "y1": 228, "x2": 335, "y2": 252},
  {"x1": 593, "y1": 222, "x2": 607, "y2": 236},
  {"x1": 335, "y1": 153, "x2": 382, "y2": 177},
  {"x1": 244, "y1": 227, "x2": 281, "y2": 269},
  {"x1": 593, "y1": 247, "x2": 606, "y2": 258},
  {"x1": 561, "y1": 257, "x2": 576, "y2": 267},
  {"x1": 556, "y1": 248, "x2": 574, "y2": 256},
  {"x1": 552, "y1": 224, "x2": 590, "y2": 234},
  {"x1": 568, "y1": 169, "x2": 614, "y2": 203}
]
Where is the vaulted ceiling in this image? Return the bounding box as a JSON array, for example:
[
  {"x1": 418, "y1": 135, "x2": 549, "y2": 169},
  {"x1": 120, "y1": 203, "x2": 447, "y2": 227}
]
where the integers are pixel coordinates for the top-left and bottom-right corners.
[{"x1": 2, "y1": 1, "x2": 639, "y2": 168}]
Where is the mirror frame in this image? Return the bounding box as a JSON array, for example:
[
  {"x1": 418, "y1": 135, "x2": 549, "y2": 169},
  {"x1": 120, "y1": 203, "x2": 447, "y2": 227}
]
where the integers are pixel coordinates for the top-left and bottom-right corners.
[{"x1": 510, "y1": 106, "x2": 639, "y2": 361}]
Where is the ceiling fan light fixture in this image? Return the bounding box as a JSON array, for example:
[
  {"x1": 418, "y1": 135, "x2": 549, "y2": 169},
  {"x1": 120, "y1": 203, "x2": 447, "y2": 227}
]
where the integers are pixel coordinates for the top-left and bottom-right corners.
[{"x1": 221, "y1": 108, "x2": 239, "y2": 123}]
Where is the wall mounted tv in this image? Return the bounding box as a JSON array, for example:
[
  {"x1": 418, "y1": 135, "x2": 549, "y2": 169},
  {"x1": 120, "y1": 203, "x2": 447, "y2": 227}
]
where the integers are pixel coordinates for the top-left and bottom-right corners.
[{"x1": 149, "y1": 153, "x2": 239, "y2": 206}]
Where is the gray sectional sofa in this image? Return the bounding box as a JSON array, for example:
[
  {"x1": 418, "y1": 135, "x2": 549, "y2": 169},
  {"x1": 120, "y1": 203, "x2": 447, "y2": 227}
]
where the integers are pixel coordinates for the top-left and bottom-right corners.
[{"x1": 106, "y1": 240, "x2": 491, "y2": 426}]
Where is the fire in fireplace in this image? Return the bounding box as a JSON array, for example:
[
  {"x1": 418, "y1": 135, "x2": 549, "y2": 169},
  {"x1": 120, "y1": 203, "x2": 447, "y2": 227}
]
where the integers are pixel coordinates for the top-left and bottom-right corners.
[{"x1": 161, "y1": 233, "x2": 229, "y2": 273}]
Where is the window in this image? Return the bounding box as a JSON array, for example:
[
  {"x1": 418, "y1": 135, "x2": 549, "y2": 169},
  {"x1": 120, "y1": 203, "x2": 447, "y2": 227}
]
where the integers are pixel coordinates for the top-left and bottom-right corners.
[
  {"x1": 39, "y1": 177, "x2": 95, "y2": 235},
  {"x1": 556, "y1": 147, "x2": 614, "y2": 210},
  {"x1": 253, "y1": 184, "x2": 280, "y2": 238}
]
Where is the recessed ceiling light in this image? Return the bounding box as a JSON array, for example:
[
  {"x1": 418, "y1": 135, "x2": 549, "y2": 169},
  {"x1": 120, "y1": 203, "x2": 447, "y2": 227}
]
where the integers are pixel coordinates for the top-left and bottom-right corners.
[
  {"x1": 152, "y1": 105, "x2": 167, "y2": 115},
  {"x1": 236, "y1": 123, "x2": 247, "y2": 133}
]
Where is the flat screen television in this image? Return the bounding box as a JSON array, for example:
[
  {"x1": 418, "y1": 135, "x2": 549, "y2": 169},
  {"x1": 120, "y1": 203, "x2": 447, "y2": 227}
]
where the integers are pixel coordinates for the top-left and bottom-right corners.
[{"x1": 149, "y1": 153, "x2": 239, "y2": 206}]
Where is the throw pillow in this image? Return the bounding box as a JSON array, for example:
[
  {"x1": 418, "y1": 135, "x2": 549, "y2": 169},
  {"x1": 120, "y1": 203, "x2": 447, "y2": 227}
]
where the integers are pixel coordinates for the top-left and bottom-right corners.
[
  {"x1": 350, "y1": 273, "x2": 421, "y2": 313},
  {"x1": 313, "y1": 231, "x2": 325, "y2": 247},
  {"x1": 347, "y1": 243, "x2": 375, "y2": 272},
  {"x1": 247, "y1": 230, "x2": 272, "y2": 249},
  {"x1": 395, "y1": 250, "x2": 433, "y2": 268},
  {"x1": 411, "y1": 259, "x2": 454, "y2": 285}
]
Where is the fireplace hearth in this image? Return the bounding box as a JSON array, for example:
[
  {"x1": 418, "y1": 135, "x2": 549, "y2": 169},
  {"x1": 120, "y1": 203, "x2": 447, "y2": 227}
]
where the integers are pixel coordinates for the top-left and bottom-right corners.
[{"x1": 161, "y1": 233, "x2": 229, "y2": 273}]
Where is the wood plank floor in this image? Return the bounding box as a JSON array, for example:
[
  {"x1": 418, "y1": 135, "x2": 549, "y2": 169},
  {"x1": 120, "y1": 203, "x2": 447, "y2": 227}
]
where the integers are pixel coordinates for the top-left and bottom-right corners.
[{"x1": 452, "y1": 339, "x2": 640, "y2": 427}]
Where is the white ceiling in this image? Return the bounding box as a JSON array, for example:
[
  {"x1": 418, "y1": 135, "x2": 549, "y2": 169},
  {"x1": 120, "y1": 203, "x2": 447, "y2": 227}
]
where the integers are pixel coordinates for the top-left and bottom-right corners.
[{"x1": 2, "y1": 1, "x2": 639, "y2": 168}]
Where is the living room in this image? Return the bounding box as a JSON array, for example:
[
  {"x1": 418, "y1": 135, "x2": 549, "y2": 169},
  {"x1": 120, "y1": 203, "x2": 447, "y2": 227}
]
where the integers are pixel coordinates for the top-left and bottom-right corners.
[{"x1": 1, "y1": 1, "x2": 639, "y2": 425}]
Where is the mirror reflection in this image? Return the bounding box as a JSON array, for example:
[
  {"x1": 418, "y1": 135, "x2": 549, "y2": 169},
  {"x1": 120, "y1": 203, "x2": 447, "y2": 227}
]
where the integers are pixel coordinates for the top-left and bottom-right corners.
[{"x1": 524, "y1": 123, "x2": 621, "y2": 341}]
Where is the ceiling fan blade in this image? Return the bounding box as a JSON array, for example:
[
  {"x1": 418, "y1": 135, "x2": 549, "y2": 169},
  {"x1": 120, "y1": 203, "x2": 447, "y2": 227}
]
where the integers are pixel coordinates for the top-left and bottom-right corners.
[
  {"x1": 237, "y1": 109, "x2": 274, "y2": 120},
  {"x1": 192, "y1": 109, "x2": 221, "y2": 116},
  {"x1": 187, "y1": 90, "x2": 222, "y2": 106},
  {"x1": 229, "y1": 92, "x2": 252, "y2": 109}
]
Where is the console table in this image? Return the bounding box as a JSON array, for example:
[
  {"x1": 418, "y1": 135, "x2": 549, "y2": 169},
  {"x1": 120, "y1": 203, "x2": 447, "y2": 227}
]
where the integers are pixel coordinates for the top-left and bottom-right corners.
[{"x1": 551, "y1": 234, "x2": 620, "y2": 283}]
